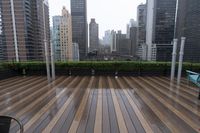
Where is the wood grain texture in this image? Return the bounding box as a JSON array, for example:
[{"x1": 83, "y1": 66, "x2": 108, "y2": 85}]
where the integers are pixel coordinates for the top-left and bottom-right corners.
[{"x1": 0, "y1": 76, "x2": 199, "y2": 133}]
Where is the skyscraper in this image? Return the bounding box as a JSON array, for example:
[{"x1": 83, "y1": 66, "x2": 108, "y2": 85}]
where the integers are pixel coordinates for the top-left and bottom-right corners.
[
  {"x1": 137, "y1": 4, "x2": 146, "y2": 46},
  {"x1": 116, "y1": 31, "x2": 126, "y2": 53},
  {"x1": 60, "y1": 7, "x2": 73, "y2": 61},
  {"x1": 103, "y1": 30, "x2": 112, "y2": 46},
  {"x1": 126, "y1": 19, "x2": 137, "y2": 39},
  {"x1": 89, "y1": 19, "x2": 99, "y2": 52},
  {"x1": 72, "y1": 43, "x2": 80, "y2": 61},
  {"x1": 130, "y1": 27, "x2": 138, "y2": 56},
  {"x1": 175, "y1": 0, "x2": 200, "y2": 62},
  {"x1": 110, "y1": 30, "x2": 117, "y2": 52},
  {"x1": 146, "y1": 0, "x2": 177, "y2": 61},
  {"x1": 0, "y1": 5, "x2": 3, "y2": 61},
  {"x1": 0, "y1": 0, "x2": 50, "y2": 61},
  {"x1": 71, "y1": 0, "x2": 88, "y2": 60},
  {"x1": 53, "y1": 7, "x2": 73, "y2": 61},
  {"x1": 52, "y1": 16, "x2": 61, "y2": 61}
]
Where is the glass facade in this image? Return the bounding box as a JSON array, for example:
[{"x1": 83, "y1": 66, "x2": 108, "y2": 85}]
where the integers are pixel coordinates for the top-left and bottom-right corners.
[
  {"x1": 53, "y1": 16, "x2": 61, "y2": 61},
  {"x1": 176, "y1": 0, "x2": 200, "y2": 62},
  {"x1": 137, "y1": 4, "x2": 146, "y2": 46},
  {"x1": 71, "y1": 0, "x2": 87, "y2": 60},
  {"x1": 0, "y1": 2, "x2": 3, "y2": 61},
  {"x1": 154, "y1": 0, "x2": 177, "y2": 44},
  {"x1": 148, "y1": 0, "x2": 177, "y2": 61},
  {"x1": 0, "y1": 0, "x2": 50, "y2": 61}
]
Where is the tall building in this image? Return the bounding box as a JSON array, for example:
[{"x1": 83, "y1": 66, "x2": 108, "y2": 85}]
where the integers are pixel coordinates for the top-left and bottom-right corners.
[
  {"x1": 130, "y1": 27, "x2": 138, "y2": 56},
  {"x1": 52, "y1": 16, "x2": 61, "y2": 61},
  {"x1": 0, "y1": 0, "x2": 50, "y2": 61},
  {"x1": 72, "y1": 43, "x2": 79, "y2": 61},
  {"x1": 175, "y1": 0, "x2": 200, "y2": 62},
  {"x1": 146, "y1": 0, "x2": 177, "y2": 61},
  {"x1": 89, "y1": 18, "x2": 99, "y2": 52},
  {"x1": 103, "y1": 30, "x2": 112, "y2": 46},
  {"x1": 116, "y1": 31, "x2": 126, "y2": 53},
  {"x1": 110, "y1": 30, "x2": 117, "y2": 52},
  {"x1": 60, "y1": 7, "x2": 73, "y2": 61},
  {"x1": 0, "y1": 5, "x2": 3, "y2": 61},
  {"x1": 53, "y1": 7, "x2": 73, "y2": 61},
  {"x1": 126, "y1": 19, "x2": 137, "y2": 39},
  {"x1": 71, "y1": 0, "x2": 88, "y2": 60},
  {"x1": 137, "y1": 4, "x2": 147, "y2": 46},
  {"x1": 118, "y1": 39, "x2": 132, "y2": 56}
]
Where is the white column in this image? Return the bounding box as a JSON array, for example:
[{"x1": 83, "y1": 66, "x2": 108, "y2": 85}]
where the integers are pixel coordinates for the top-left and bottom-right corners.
[
  {"x1": 146, "y1": 0, "x2": 155, "y2": 61},
  {"x1": 43, "y1": 1, "x2": 51, "y2": 83},
  {"x1": 170, "y1": 39, "x2": 178, "y2": 81},
  {"x1": 51, "y1": 41, "x2": 55, "y2": 81},
  {"x1": 177, "y1": 37, "x2": 186, "y2": 85},
  {"x1": 10, "y1": 0, "x2": 19, "y2": 62}
]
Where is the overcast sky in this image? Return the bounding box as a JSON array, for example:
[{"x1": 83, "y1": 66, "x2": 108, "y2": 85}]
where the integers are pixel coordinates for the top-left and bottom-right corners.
[{"x1": 49, "y1": 0, "x2": 146, "y2": 38}]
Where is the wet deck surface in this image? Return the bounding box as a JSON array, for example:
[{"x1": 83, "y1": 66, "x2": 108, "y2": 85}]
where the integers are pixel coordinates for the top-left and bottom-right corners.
[{"x1": 0, "y1": 76, "x2": 200, "y2": 133}]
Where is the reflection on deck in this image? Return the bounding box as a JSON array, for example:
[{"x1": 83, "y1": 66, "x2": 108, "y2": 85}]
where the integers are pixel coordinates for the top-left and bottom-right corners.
[{"x1": 0, "y1": 76, "x2": 199, "y2": 133}]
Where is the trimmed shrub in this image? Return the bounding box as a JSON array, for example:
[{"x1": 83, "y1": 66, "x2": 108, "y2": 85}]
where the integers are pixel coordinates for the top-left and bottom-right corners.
[{"x1": 0, "y1": 61, "x2": 200, "y2": 76}]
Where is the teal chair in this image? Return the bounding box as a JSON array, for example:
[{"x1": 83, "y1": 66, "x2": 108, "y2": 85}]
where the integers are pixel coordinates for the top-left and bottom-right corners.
[{"x1": 186, "y1": 70, "x2": 200, "y2": 99}]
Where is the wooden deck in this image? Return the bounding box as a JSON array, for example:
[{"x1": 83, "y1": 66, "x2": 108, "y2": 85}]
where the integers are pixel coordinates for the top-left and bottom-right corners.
[{"x1": 0, "y1": 76, "x2": 200, "y2": 133}]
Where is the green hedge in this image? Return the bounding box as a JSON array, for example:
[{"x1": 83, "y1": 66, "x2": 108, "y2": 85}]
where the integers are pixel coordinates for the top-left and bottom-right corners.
[{"x1": 1, "y1": 61, "x2": 200, "y2": 73}]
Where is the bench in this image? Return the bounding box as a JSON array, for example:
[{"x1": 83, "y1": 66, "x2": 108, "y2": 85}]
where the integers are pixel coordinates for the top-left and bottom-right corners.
[{"x1": 186, "y1": 70, "x2": 200, "y2": 99}]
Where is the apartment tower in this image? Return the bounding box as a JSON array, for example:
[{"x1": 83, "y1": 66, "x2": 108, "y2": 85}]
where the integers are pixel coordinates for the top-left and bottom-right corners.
[
  {"x1": 60, "y1": 7, "x2": 73, "y2": 61},
  {"x1": 89, "y1": 18, "x2": 99, "y2": 52},
  {"x1": 0, "y1": 0, "x2": 50, "y2": 61}
]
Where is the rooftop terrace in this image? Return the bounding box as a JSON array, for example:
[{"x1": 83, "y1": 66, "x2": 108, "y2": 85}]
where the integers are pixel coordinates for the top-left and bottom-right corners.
[{"x1": 0, "y1": 76, "x2": 200, "y2": 133}]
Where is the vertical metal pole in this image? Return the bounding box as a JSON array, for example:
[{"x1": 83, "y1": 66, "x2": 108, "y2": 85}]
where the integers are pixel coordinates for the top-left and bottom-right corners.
[
  {"x1": 51, "y1": 41, "x2": 55, "y2": 81},
  {"x1": 171, "y1": 39, "x2": 178, "y2": 81},
  {"x1": 10, "y1": 0, "x2": 19, "y2": 62},
  {"x1": 43, "y1": 0, "x2": 51, "y2": 83},
  {"x1": 177, "y1": 37, "x2": 186, "y2": 85}
]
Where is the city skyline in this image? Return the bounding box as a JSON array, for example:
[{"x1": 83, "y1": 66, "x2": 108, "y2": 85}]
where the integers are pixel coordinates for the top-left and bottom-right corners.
[{"x1": 49, "y1": 0, "x2": 146, "y2": 38}]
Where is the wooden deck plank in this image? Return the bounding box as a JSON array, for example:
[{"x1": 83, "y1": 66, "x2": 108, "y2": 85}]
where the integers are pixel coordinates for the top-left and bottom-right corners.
[
  {"x1": 0, "y1": 77, "x2": 65, "y2": 115},
  {"x1": 0, "y1": 77, "x2": 46, "y2": 107},
  {"x1": 102, "y1": 78, "x2": 111, "y2": 133},
  {"x1": 85, "y1": 77, "x2": 99, "y2": 133},
  {"x1": 0, "y1": 76, "x2": 198, "y2": 133},
  {"x1": 116, "y1": 77, "x2": 153, "y2": 133},
  {"x1": 0, "y1": 76, "x2": 39, "y2": 94},
  {"x1": 26, "y1": 76, "x2": 81, "y2": 133},
  {"x1": 146, "y1": 77, "x2": 200, "y2": 117},
  {"x1": 0, "y1": 76, "x2": 28, "y2": 86},
  {"x1": 121, "y1": 77, "x2": 171, "y2": 133},
  {"x1": 132, "y1": 77, "x2": 198, "y2": 133},
  {"x1": 68, "y1": 77, "x2": 95, "y2": 133},
  {"x1": 138, "y1": 77, "x2": 200, "y2": 132},
  {"x1": 124, "y1": 77, "x2": 183, "y2": 133},
  {"x1": 151, "y1": 77, "x2": 200, "y2": 105},
  {"x1": 107, "y1": 77, "x2": 128, "y2": 133},
  {"x1": 94, "y1": 77, "x2": 103, "y2": 133},
  {"x1": 12, "y1": 76, "x2": 72, "y2": 132},
  {"x1": 161, "y1": 77, "x2": 199, "y2": 94},
  {"x1": 41, "y1": 77, "x2": 90, "y2": 133},
  {"x1": 0, "y1": 76, "x2": 20, "y2": 84},
  {"x1": 76, "y1": 77, "x2": 97, "y2": 133},
  {"x1": 105, "y1": 77, "x2": 119, "y2": 133},
  {"x1": 41, "y1": 76, "x2": 86, "y2": 133}
]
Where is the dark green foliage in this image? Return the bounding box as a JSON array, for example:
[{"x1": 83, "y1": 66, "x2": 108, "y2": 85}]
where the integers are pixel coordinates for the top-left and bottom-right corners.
[{"x1": 0, "y1": 61, "x2": 199, "y2": 75}]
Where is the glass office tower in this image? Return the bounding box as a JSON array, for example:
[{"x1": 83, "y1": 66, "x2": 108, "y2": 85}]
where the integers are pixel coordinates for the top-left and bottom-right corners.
[
  {"x1": 71, "y1": 0, "x2": 88, "y2": 60},
  {"x1": 176, "y1": 0, "x2": 200, "y2": 62}
]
